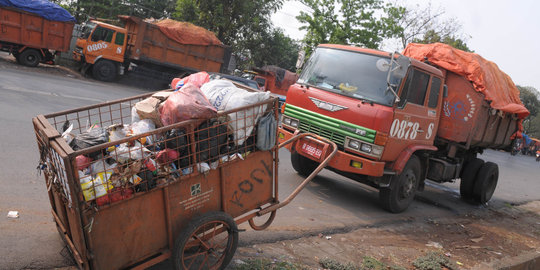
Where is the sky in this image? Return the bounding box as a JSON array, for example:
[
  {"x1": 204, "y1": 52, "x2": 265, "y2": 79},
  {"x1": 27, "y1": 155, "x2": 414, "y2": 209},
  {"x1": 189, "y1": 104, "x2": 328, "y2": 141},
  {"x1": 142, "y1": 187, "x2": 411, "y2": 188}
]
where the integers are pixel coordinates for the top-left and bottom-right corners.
[{"x1": 271, "y1": 0, "x2": 540, "y2": 91}]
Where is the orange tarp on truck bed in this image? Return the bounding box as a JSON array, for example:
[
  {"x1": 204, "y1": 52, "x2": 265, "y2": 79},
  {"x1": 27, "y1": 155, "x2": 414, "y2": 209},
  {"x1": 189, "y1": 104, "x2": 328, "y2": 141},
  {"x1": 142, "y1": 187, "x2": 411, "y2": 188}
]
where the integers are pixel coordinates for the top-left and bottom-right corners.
[
  {"x1": 153, "y1": 18, "x2": 222, "y2": 46},
  {"x1": 403, "y1": 43, "x2": 529, "y2": 119}
]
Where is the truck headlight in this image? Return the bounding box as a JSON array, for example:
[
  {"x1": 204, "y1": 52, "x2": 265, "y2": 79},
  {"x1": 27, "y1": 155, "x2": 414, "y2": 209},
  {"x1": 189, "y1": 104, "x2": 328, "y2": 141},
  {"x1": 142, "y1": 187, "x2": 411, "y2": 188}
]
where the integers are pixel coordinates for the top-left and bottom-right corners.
[
  {"x1": 345, "y1": 137, "x2": 384, "y2": 158},
  {"x1": 282, "y1": 116, "x2": 299, "y2": 128},
  {"x1": 360, "y1": 143, "x2": 372, "y2": 153},
  {"x1": 74, "y1": 46, "x2": 83, "y2": 54},
  {"x1": 348, "y1": 139, "x2": 361, "y2": 150}
]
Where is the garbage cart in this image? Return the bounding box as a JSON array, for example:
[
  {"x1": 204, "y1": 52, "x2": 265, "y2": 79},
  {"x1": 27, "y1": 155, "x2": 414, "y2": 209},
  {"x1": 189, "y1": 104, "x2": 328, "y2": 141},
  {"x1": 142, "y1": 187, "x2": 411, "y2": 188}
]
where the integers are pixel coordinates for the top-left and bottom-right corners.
[{"x1": 33, "y1": 88, "x2": 336, "y2": 270}]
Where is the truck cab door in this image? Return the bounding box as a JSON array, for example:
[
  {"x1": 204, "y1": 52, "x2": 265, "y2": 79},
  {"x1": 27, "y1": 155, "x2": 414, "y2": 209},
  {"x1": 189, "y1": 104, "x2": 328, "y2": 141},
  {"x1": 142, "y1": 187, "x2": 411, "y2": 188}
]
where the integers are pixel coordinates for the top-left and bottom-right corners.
[
  {"x1": 85, "y1": 26, "x2": 124, "y2": 64},
  {"x1": 385, "y1": 68, "x2": 443, "y2": 161}
]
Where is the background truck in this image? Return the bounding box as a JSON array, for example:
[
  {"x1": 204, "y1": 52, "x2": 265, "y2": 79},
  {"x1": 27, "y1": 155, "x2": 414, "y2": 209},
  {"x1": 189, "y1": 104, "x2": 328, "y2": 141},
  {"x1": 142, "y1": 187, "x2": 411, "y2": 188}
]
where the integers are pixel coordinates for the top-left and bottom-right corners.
[
  {"x1": 279, "y1": 43, "x2": 529, "y2": 213},
  {"x1": 0, "y1": 0, "x2": 75, "y2": 67},
  {"x1": 250, "y1": 65, "x2": 299, "y2": 97},
  {"x1": 73, "y1": 16, "x2": 230, "y2": 83}
]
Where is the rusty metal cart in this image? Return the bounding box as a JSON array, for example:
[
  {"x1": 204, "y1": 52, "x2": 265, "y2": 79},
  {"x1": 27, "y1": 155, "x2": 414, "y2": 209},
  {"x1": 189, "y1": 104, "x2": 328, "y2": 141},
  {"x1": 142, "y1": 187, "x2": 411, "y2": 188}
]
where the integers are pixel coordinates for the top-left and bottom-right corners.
[{"x1": 33, "y1": 91, "x2": 336, "y2": 270}]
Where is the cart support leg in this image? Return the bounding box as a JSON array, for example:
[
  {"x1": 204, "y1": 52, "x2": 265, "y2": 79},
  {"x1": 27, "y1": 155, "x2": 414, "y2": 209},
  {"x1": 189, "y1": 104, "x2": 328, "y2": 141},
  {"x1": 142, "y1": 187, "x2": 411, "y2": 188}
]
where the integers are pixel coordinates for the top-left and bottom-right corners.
[{"x1": 257, "y1": 133, "x2": 337, "y2": 216}]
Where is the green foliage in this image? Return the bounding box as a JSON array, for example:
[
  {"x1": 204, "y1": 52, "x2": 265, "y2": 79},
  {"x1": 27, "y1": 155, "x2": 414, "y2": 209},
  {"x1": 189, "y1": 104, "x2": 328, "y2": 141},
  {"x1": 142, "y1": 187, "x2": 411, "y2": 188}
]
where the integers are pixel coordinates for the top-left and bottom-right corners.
[
  {"x1": 385, "y1": 2, "x2": 471, "y2": 51},
  {"x1": 246, "y1": 29, "x2": 300, "y2": 71},
  {"x1": 361, "y1": 256, "x2": 385, "y2": 270},
  {"x1": 234, "y1": 258, "x2": 304, "y2": 270},
  {"x1": 413, "y1": 29, "x2": 472, "y2": 52},
  {"x1": 297, "y1": 0, "x2": 401, "y2": 54},
  {"x1": 173, "y1": 0, "x2": 283, "y2": 45},
  {"x1": 55, "y1": 0, "x2": 176, "y2": 23},
  {"x1": 319, "y1": 258, "x2": 357, "y2": 270},
  {"x1": 173, "y1": 0, "x2": 291, "y2": 70},
  {"x1": 518, "y1": 85, "x2": 540, "y2": 137},
  {"x1": 518, "y1": 85, "x2": 540, "y2": 117},
  {"x1": 412, "y1": 251, "x2": 456, "y2": 270}
]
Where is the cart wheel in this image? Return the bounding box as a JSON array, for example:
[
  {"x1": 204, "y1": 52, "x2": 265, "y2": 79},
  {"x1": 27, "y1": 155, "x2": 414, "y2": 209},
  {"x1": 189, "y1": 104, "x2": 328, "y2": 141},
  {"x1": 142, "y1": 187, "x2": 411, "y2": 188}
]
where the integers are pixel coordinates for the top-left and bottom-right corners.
[
  {"x1": 291, "y1": 151, "x2": 318, "y2": 177},
  {"x1": 248, "y1": 210, "x2": 277, "y2": 231},
  {"x1": 459, "y1": 158, "x2": 484, "y2": 201},
  {"x1": 472, "y1": 162, "x2": 498, "y2": 204},
  {"x1": 380, "y1": 155, "x2": 421, "y2": 213},
  {"x1": 173, "y1": 211, "x2": 238, "y2": 270}
]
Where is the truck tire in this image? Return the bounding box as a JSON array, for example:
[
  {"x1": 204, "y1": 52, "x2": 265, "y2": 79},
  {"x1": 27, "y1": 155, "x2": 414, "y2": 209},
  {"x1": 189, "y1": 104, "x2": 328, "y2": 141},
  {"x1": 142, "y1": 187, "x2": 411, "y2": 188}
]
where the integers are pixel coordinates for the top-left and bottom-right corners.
[
  {"x1": 380, "y1": 155, "x2": 421, "y2": 213},
  {"x1": 291, "y1": 151, "x2": 319, "y2": 177},
  {"x1": 92, "y1": 60, "x2": 117, "y2": 81},
  {"x1": 173, "y1": 211, "x2": 238, "y2": 270},
  {"x1": 473, "y1": 162, "x2": 498, "y2": 204},
  {"x1": 459, "y1": 158, "x2": 484, "y2": 200},
  {"x1": 18, "y1": 49, "x2": 41, "y2": 67}
]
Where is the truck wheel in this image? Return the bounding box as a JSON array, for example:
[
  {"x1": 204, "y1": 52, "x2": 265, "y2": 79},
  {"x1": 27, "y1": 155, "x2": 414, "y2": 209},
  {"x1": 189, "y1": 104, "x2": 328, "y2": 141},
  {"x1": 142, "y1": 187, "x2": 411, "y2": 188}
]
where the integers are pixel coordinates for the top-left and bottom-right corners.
[
  {"x1": 173, "y1": 211, "x2": 238, "y2": 270},
  {"x1": 291, "y1": 151, "x2": 319, "y2": 177},
  {"x1": 380, "y1": 156, "x2": 421, "y2": 213},
  {"x1": 92, "y1": 60, "x2": 117, "y2": 81},
  {"x1": 473, "y1": 162, "x2": 498, "y2": 204},
  {"x1": 18, "y1": 49, "x2": 41, "y2": 67},
  {"x1": 459, "y1": 158, "x2": 484, "y2": 200}
]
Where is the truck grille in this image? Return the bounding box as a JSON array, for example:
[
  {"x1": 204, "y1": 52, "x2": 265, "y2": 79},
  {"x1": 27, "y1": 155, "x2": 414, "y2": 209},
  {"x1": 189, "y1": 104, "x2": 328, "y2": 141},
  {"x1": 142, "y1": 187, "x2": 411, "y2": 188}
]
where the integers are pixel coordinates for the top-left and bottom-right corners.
[
  {"x1": 298, "y1": 121, "x2": 346, "y2": 146},
  {"x1": 283, "y1": 104, "x2": 376, "y2": 147}
]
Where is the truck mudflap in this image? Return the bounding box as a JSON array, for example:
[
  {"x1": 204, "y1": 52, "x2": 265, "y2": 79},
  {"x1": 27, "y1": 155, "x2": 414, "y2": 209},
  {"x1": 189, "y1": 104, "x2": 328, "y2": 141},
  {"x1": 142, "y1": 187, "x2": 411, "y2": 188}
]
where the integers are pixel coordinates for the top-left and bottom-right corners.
[{"x1": 278, "y1": 127, "x2": 385, "y2": 177}]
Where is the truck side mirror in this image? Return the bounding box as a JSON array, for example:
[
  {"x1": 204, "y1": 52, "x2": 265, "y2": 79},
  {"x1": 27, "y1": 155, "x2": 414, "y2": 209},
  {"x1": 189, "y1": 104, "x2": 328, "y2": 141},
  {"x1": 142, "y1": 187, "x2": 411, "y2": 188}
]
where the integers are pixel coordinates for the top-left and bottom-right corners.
[{"x1": 443, "y1": 85, "x2": 448, "y2": 97}]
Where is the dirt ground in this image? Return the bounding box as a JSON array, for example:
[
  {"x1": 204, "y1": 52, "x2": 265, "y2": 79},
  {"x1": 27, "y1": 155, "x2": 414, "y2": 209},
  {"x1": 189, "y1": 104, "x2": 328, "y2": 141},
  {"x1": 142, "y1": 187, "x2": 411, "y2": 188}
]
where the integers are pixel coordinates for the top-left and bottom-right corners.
[{"x1": 234, "y1": 201, "x2": 540, "y2": 269}]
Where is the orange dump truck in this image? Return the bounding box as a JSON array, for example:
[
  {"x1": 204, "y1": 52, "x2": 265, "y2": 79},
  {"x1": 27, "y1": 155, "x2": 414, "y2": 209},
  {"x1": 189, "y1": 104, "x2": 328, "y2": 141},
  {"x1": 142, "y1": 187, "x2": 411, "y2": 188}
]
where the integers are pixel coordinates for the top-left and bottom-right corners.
[
  {"x1": 279, "y1": 43, "x2": 529, "y2": 212},
  {"x1": 251, "y1": 65, "x2": 299, "y2": 96},
  {"x1": 0, "y1": 2, "x2": 75, "y2": 67},
  {"x1": 73, "y1": 16, "x2": 230, "y2": 82}
]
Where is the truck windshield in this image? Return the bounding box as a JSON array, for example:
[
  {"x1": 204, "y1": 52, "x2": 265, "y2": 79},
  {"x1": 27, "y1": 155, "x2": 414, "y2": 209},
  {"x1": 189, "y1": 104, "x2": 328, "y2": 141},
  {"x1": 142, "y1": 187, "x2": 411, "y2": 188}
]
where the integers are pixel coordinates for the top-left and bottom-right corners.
[
  {"x1": 80, "y1": 22, "x2": 97, "y2": 39},
  {"x1": 298, "y1": 47, "x2": 401, "y2": 106}
]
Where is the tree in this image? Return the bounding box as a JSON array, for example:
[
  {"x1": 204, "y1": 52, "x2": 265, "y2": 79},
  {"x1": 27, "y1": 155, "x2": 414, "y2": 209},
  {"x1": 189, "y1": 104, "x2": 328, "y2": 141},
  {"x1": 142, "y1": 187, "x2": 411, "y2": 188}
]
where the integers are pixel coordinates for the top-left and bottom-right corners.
[
  {"x1": 173, "y1": 0, "x2": 289, "y2": 70},
  {"x1": 413, "y1": 29, "x2": 472, "y2": 52},
  {"x1": 385, "y1": 2, "x2": 471, "y2": 51},
  {"x1": 296, "y1": 0, "x2": 401, "y2": 54},
  {"x1": 248, "y1": 29, "x2": 300, "y2": 71},
  {"x1": 173, "y1": 0, "x2": 283, "y2": 47},
  {"x1": 57, "y1": 0, "x2": 176, "y2": 23},
  {"x1": 517, "y1": 85, "x2": 540, "y2": 136}
]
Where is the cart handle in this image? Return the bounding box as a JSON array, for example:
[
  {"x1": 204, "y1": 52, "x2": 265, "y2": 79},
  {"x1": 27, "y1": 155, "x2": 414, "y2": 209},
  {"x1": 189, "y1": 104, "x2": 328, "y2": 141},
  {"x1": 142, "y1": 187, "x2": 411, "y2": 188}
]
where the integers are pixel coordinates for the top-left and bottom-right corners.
[{"x1": 258, "y1": 132, "x2": 338, "y2": 216}]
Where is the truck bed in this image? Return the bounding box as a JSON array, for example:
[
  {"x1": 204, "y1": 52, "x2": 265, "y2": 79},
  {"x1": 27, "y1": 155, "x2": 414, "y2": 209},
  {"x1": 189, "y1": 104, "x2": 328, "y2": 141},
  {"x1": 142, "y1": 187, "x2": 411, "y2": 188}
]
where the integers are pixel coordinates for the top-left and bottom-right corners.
[
  {"x1": 120, "y1": 16, "x2": 227, "y2": 73},
  {"x1": 0, "y1": 6, "x2": 74, "y2": 52},
  {"x1": 437, "y1": 71, "x2": 518, "y2": 149}
]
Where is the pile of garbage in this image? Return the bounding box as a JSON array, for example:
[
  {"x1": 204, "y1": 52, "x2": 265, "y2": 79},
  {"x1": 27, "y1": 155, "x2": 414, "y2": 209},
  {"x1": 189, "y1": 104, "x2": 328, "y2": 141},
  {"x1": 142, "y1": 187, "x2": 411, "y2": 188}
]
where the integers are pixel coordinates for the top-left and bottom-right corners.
[{"x1": 61, "y1": 72, "x2": 276, "y2": 207}]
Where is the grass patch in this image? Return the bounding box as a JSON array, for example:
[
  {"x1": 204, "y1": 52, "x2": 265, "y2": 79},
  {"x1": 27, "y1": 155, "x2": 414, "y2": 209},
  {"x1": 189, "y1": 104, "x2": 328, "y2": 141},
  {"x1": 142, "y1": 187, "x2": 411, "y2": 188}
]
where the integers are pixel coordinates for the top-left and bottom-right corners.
[
  {"x1": 319, "y1": 258, "x2": 358, "y2": 270},
  {"x1": 413, "y1": 251, "x2": 456, "y2": 270},
  {"x1": 361, "y1": 256, "x2": 385, "y2": 270},
  {"x1": 234, "y1": 258, "x2": 304, "y2": 270}
]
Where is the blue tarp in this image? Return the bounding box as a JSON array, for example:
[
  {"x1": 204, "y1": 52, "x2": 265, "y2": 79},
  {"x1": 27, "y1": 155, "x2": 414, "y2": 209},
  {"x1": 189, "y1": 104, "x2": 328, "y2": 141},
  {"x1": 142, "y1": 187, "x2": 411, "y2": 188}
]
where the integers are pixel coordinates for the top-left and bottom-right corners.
[
  {"x1": 522, "y1": 133, "x2": 532, "y2": 145},
  {"x1": 0, "y1": 0, "x2": 75, "y2": 22}
]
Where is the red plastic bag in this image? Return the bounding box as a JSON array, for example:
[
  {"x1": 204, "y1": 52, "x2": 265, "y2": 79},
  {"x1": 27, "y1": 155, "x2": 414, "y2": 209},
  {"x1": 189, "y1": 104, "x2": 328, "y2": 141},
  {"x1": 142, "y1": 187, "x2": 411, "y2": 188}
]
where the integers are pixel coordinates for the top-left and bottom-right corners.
[
  {"x1": 76, "y1": 155, "x2": 93, "y2": 171},
  {"x1": 96, "y1": 187, "x2": 133, "y2": 206},
  {"x1": 171, "y1": 72, "x2": 210, "y2": 90},
  {"x1": 160, "y1": 83, "x2": 217, "y2": 126},
  {"x1": 156, "y1": 149, "x2": 179, "y2": 165}
]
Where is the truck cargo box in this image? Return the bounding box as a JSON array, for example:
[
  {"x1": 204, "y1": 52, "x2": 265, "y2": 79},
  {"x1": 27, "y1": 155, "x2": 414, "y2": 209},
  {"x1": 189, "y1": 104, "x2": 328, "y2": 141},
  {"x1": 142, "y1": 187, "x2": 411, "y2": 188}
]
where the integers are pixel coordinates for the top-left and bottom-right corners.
[
  {"x1": 0, "y1": 6, "x2": 74, "y2": 52},
  {"x1": 119, "y1": 16, "x2": 227, "y2": 74},
  {"x1": 403, "y1": 43, "x2": 528, "y2": 150},
  {"x1": 437, "y1": 71, "x2": 518, "y2": 149}
]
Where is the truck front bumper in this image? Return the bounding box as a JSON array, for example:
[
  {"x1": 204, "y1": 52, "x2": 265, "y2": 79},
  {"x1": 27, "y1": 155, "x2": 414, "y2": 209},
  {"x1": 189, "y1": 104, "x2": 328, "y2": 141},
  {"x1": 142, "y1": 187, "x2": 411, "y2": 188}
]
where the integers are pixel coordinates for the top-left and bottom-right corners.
[{"x1": 278, "y1": 127, "x2": 385, "y2": 177}]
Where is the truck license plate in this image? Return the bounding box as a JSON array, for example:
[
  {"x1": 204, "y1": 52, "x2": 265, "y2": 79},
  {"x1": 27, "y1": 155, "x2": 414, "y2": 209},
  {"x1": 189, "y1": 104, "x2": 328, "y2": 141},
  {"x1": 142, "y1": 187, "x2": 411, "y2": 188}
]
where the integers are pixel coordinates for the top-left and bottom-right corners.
[{"x1": 301, "y1": 142, "x2": 323, "y2": 159}]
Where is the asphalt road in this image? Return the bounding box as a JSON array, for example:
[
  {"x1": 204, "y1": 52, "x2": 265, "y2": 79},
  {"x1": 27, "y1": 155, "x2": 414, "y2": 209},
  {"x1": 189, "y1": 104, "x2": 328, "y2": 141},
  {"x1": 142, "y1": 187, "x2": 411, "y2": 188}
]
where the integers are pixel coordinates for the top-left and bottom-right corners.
[{"x1": 1, "y1": 56, "x2": 539, "y2": 270}]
